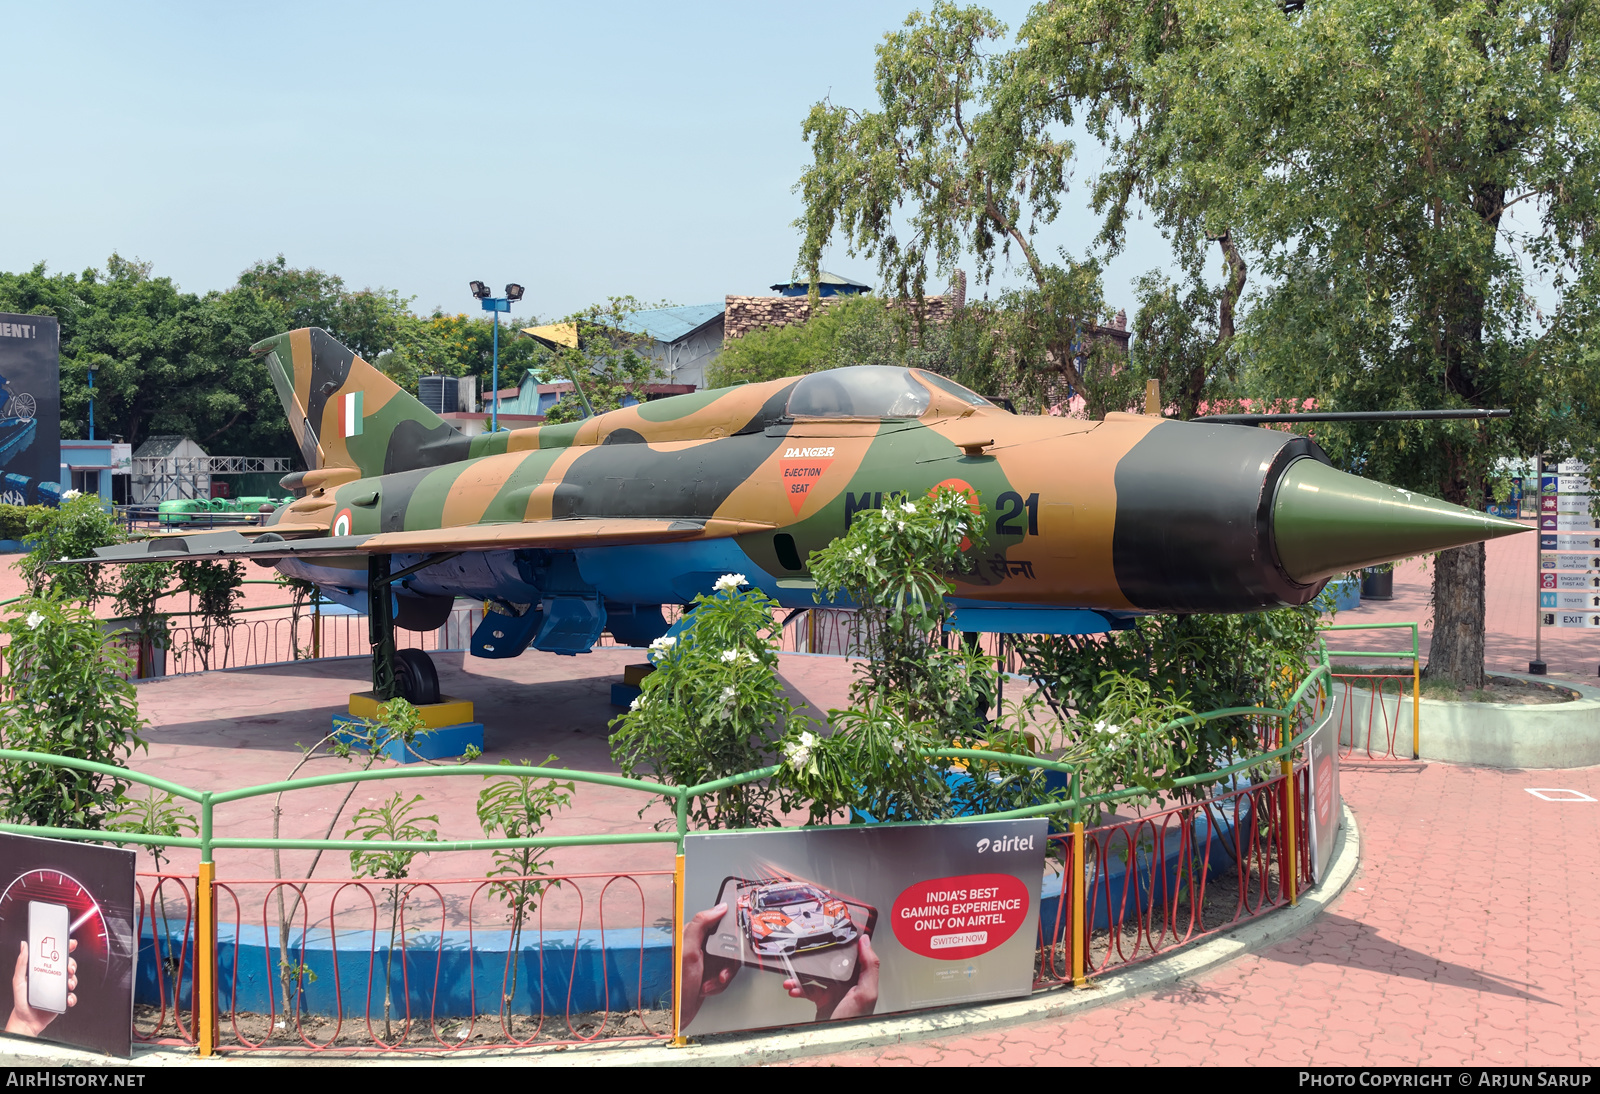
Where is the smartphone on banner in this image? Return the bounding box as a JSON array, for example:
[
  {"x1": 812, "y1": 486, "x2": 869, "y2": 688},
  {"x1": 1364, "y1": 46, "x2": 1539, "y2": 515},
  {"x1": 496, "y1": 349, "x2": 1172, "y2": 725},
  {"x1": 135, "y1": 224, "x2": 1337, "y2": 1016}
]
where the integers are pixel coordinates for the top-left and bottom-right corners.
[
  {"x1": 705, "y1": 875, "x2": 878, "y2": 986},
  {"x1": 26, "y1": 901, "x2": 69, "y2": 1014}
]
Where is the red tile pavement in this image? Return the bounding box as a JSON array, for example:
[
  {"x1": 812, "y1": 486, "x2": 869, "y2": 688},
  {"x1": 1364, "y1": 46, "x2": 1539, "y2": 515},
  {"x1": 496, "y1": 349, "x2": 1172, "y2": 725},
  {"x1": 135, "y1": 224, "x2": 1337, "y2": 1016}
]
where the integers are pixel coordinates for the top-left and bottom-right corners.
[{"x1": 788, "y1": 760, "x2": 1600, "y2": 1067}]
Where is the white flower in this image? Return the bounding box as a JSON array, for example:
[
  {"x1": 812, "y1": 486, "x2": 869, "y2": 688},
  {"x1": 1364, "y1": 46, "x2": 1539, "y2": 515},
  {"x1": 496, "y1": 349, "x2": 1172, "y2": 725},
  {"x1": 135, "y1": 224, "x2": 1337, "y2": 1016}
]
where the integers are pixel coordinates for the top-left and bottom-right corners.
[
  {"x1": 900, "y1": 501, "x2": 917, "y2": 515},
  {"x1": 890, "y1": 738, "x2": 905, "y2": 755},
  {"x1": 648, "y1": 636, "x2": 676, "y2": 652},
  {"x1": 712, "y1": 573, "x2": 747, "y2": 592},
  {"x1": 784, "y1": 730, "x2": 817, "y2": 768},
  {"x1": 61, "y1": 489, "x2": 81, "y2": 500},
  {"x1": 629, "y1": 695, "x2": 644, "y2": 711},
  {"x1": 720, "y1": 648, "x2": 741, "y2": 663},
  {"x1": 720, "y1": 686, "x2": 737, "y2": 703},
  {"x1": 896, "y1": 521, "x2": 906, "y2": 532},
  {"x1": 24, "y1": 610, "x2": 43, "y2": 630}
]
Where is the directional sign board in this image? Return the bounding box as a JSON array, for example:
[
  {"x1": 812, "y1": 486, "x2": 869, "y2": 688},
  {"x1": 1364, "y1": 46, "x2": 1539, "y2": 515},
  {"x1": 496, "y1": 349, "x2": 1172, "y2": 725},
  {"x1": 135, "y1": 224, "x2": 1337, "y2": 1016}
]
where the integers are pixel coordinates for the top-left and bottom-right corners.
[
  {"x1": 1544, "y1": 513, "x2": 1600, "y2": 532},
  {"x1": 1535, "y1": 462, "x2": 1597, "y2": 641},
  {"x1": 1541, "y1": 591, "x2": 1600, "y2": 611},
  {"x1": 1544, "y1": 612, "x2": 1600, "y2": 628},
  {"x1": 1542, "y1": 553, "x2": 1600, "y2": 571},
  {"x1": 1542, "y1": 572, "x2": 1600, "y2": 590}
]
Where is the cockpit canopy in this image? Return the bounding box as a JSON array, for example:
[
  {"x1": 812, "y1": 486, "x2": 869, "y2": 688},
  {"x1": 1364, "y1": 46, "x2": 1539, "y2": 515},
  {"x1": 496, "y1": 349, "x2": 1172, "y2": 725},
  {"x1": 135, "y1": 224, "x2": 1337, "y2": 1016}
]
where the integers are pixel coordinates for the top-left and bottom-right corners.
[{"x1": 784, "y1": 366, "x2": 993, "y2": 420}]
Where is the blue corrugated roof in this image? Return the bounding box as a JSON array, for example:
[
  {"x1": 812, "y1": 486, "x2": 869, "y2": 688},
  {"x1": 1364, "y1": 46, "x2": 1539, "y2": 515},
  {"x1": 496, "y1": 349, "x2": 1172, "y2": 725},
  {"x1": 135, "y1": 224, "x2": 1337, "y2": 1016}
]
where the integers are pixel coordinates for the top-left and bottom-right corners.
[{"x1": 605, "y1": 303, "x2": 724, "y2": 344}]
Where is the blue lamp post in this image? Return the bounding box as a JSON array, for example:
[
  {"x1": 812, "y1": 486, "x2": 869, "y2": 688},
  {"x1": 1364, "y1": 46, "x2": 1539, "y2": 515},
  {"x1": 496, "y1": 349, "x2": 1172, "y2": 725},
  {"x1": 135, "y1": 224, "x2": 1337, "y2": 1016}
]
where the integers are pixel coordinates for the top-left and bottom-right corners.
[{"x1": 470, "y1": 280, "x2": 525, "y2": 431}]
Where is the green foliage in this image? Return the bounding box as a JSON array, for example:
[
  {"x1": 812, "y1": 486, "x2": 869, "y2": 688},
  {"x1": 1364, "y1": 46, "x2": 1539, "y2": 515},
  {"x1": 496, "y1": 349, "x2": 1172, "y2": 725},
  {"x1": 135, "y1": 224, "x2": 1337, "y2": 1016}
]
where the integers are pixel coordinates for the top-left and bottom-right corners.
[
  {"x1": 777, "y1": 708, "x2": 947, "y2": 825},
  {"x1": 1065, "y1": 675, "x2": 1201, "y2": 824},
  {"x1": 1129, "y1": 271, "x2": 1234, "y2": 423},
  {"x1": 540, "y1": 298, "x2": 667, "y2": 424},
  {"x1": 1013, "y1": 604, "x2": 1321, "y2": 799},
  {"x1": 609, "y1": 580, "x2": 801, "y2": 829},
  {"x1": 0, "y1": 596, "x2": 147, "y2": 830},
  {"x1": 794, "y1": 4, "x2": 1110, "y2": 410},
  {"x1": 172, "y1": 560, "x2": 244, "y2": 671},
  {"x1": 109, "y1": 562, "x2": 175, "y2": 677},
  {"x1": 475, "y1": 757, "x2": 574, "y2": 1015},
  {"x1": 376, "y1": 310, "x2": 545, "y2": 404},
  {"x1": 475, "y1": 757, "x2": 574, "y2": 899},
  {"x1": 345, "y1": 789, "x2": 439, "y2": 1039},
  {"x1": 19, "y1": 493, "x2": 122, "y2": 604},
  {"x1": 347, "y1": 792, "x2": 440, "y2": 881},
  {"x1": 0, "y1": 505, "x2": 50, "y2": 543},
  {"x1": 108, "y1": 789, "x2": 197, "y2": 872},
  {"x1": 707, "y1": 294, "x2": 1007, "y2": 402},
  {"x1": 807, "y1": 487, "x2": 994, "y2": 740}
]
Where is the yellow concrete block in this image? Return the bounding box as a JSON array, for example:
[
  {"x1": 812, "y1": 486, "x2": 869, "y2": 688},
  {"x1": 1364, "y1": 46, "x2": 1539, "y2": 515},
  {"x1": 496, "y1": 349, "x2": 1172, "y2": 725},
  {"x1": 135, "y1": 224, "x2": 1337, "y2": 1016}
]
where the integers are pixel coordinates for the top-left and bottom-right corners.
[{"x1": 347, "y1": 692, "x2": 474, "y2": 729}]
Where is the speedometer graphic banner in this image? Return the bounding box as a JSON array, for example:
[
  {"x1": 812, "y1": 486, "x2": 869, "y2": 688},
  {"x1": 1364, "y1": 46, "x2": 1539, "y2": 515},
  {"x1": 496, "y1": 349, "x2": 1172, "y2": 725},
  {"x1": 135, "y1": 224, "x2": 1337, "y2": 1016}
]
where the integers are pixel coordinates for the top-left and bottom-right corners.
[{"x1": 0, "y1": 832, "x2": 136, "y2": 1058}]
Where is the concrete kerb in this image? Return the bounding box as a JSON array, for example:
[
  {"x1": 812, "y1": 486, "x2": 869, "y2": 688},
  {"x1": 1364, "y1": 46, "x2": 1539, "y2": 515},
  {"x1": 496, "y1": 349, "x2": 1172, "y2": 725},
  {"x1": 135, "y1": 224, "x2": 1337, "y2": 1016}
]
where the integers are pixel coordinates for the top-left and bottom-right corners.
[
  {"x1": 0, "y1": 803, "x2": 1359, "y2": 1067},
  {"x1": 1343, "y1": 672, "x2": 1600, "y2": 768}
]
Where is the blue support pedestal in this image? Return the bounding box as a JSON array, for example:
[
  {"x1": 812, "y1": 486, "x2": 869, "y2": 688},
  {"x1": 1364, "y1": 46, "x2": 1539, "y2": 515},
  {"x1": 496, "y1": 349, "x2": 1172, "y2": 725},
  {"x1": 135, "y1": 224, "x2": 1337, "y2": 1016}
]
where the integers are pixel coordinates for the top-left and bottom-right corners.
[{"x1": 332, "y1": 715, "x2": 484, "y2": 763}]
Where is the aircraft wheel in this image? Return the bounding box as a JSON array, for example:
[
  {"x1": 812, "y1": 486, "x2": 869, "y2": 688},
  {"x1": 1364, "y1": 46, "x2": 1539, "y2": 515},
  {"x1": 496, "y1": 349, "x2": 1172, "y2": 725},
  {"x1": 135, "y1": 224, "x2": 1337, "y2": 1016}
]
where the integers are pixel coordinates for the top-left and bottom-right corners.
[{"x1": 395, "y1": 648, "x2": 441, "y2": 706}]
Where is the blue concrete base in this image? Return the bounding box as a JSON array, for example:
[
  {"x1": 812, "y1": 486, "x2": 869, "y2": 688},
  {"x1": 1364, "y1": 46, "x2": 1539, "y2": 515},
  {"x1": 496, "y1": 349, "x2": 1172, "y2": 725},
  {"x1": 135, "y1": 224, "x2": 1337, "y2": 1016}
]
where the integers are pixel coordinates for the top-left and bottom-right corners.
[
  {"x1": 611, "y1": 683, "x2": 641, "y2": 708},
  {"x1": 332, "y1": 716, "x2": 484, "y2": 763},
  {"x1": 0, "y1": 539, "x2": 27, "y2": 554},
  {"x1": 1319, "y1": 575, "x2": 1361, "y2": 613},
  {"x1": 138, "y1": 921, "x2": 674, "y2": 1017}
]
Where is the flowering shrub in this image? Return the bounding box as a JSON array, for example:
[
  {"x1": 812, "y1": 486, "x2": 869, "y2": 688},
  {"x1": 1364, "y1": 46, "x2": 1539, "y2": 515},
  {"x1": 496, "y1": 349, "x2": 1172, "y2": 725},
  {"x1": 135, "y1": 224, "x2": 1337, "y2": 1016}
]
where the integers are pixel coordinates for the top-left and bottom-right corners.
[
  {"x1": 0, "y1": 596, "x2": 147, "y2": 830},
  {"x1": 806, "y1": 486, "x2": 995, "y2": 741},
  {"x1": 609, "y1": 578, "x2": 805, "y2": 829}
]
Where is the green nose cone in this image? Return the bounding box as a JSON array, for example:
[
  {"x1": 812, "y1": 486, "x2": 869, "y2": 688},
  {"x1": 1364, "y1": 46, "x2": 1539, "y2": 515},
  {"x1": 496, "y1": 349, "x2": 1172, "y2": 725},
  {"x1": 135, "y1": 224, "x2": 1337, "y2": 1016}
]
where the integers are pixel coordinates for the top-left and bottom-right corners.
[{"x1": 1272, "y1": 459, "x2": 1529, "y2": 585}]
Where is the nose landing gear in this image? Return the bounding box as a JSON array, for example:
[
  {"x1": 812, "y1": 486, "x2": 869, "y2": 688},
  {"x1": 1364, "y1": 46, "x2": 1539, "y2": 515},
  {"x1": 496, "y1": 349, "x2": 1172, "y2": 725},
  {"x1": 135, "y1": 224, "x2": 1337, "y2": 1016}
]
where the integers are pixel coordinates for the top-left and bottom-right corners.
[{"x1": 367, "y1": 553, "x2": 441, "y2": 705}]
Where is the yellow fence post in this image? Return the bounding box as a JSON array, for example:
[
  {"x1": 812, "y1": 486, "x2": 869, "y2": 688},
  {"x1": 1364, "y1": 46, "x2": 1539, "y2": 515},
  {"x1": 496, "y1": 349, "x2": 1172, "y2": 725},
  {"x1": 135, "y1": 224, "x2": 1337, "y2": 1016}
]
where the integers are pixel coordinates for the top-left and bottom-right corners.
[
  {"x1": 672, "y1": 853, "x2": 687, "y2": 1045},
  {"x1": 1070, "y1": 821, "x2": 1086, "y2": 987},
  {"x1": 196, "y1": 860, "x2": 217, "y2": 1057},
  {"x1": 1412, "y1": 640, "x2": 1421, "y2": 761}
]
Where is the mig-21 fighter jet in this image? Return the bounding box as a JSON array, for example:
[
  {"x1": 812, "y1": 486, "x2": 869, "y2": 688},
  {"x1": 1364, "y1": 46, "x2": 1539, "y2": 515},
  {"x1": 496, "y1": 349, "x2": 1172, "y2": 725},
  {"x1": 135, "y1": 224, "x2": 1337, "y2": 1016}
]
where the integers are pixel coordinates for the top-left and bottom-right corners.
[{"x1": 80, "y1": 328, "x2": 1527, "y2": 704}]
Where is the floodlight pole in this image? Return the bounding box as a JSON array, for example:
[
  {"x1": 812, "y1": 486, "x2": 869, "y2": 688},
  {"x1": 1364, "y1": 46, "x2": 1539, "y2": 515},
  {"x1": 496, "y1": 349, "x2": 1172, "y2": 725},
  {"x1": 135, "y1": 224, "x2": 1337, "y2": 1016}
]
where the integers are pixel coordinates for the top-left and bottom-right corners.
[{"x1": 477, "y1": 293, "x2": 513, "y2": 431}]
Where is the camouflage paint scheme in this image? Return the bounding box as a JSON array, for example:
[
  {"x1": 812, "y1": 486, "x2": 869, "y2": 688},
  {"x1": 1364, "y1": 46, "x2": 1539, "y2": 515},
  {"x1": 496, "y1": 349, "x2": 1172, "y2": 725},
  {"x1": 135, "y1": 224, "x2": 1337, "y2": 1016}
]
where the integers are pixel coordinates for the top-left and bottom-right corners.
[{"x1": 87, "y1": 327, "x2": 1525, "y2": 652}]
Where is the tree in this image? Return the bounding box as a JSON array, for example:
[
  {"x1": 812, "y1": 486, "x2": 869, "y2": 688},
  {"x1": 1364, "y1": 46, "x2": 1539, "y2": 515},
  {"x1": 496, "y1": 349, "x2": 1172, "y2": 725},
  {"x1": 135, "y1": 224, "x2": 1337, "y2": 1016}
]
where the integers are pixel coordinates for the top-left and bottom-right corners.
[
  {"x1": 1128, "y1": 271, "x2": 1231, "y2": 422},
  {"x1": 706, "y1": 293, "x2": 1006, "y2": 398},
  {"x1": 794, "y1": 3, "x2": 1114, "y2": 410},
  {"x1": 888, "y1": 0, "x2": 1599, "y2": 686},
  {"x1": 539, "y1": 298, "x2": 666, "y2": 424},
  {"x1": 1062, "y1": 0, "x2": 1592, "y2": 686}
]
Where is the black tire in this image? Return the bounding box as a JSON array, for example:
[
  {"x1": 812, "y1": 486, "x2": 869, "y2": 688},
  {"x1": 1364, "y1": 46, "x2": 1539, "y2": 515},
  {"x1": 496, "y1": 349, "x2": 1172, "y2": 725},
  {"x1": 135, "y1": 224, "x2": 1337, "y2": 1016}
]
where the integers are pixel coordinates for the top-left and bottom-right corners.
[{"x1": 394, "y1": 648, "x2": 441, "y2": 706}]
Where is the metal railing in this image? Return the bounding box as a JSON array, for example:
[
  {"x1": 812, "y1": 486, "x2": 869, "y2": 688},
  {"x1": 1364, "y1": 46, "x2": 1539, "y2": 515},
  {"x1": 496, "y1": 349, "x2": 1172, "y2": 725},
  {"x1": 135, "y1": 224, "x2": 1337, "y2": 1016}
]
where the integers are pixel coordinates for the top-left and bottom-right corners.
[
  {"x1": 0, "y1": 661, "x2": 1332, "y2": 1056},
  {"x1": 1321, "y1": 622, "x2": 1421, "y2": 761}
]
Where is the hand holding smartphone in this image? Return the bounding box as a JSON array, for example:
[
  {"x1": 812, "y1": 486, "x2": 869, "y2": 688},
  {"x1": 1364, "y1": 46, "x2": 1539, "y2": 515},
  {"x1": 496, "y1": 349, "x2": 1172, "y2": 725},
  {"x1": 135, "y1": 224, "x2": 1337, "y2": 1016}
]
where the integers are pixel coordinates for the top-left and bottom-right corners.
[{"x1": 26, "y1": 901, "x2": 69, "y2": 1014}]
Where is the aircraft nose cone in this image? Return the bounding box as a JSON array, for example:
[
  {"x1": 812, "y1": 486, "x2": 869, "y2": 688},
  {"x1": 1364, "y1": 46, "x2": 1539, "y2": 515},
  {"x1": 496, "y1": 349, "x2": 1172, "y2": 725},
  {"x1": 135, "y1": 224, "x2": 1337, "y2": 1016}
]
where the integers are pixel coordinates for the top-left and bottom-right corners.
[{"x1": 1271, "y1": 459, "x2": 1530, "y2": 585}]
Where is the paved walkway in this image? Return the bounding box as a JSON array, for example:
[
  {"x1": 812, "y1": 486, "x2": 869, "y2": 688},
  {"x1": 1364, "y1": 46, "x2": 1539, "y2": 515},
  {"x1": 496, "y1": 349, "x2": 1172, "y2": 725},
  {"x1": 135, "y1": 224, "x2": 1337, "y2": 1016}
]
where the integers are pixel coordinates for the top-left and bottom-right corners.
[{"x1": 790, "y1": 758, "x2": 1600, "y2": 1067}]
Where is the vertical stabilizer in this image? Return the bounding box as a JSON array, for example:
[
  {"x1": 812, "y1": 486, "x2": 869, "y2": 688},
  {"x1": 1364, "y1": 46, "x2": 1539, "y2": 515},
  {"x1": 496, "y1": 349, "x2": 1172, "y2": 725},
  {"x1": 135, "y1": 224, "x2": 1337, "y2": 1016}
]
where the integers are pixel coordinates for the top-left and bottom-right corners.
[{"x1": 251, "y1": 328, "x2": 471, "y2": 477}]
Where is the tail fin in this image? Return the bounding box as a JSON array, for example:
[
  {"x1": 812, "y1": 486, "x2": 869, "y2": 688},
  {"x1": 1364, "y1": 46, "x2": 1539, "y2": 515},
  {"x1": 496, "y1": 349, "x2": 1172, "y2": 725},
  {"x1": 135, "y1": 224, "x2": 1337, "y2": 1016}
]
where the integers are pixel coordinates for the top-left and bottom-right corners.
[{"x1": 251, "y1": 328, "x2": 470, "y2": 478}]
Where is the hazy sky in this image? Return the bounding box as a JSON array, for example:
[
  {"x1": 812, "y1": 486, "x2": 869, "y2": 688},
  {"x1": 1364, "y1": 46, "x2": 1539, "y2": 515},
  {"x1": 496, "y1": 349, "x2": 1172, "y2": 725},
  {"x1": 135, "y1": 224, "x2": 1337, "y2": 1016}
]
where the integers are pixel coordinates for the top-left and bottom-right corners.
[{"x1": 0, "y1": 1, "x2": 1176, "y2": 327}]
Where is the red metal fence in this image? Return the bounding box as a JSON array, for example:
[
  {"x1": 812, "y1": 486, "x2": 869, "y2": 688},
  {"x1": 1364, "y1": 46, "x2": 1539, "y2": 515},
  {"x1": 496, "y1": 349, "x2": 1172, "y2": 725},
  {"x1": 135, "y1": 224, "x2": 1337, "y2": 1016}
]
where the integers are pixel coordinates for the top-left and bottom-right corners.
[{"x1": 136, "y1": 871, "x2": 673, "y2": 1053}]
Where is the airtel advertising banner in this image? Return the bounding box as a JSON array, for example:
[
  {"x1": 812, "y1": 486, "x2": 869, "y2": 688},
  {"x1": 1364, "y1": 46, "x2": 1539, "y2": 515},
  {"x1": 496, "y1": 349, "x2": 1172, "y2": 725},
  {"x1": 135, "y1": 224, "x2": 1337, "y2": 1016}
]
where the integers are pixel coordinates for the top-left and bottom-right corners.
[
  {"x1": 1307, "y1": 691, "x2": 1343, "y2": 885},
  {"x1": 679, "y1": 818, "x2": 1046, "y2": 1038}
]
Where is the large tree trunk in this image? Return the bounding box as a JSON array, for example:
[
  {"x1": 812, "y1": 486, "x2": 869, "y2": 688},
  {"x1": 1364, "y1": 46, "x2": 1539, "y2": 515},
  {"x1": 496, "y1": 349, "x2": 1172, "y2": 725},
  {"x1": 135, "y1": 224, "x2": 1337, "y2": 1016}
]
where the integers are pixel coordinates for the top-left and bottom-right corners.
[{"x1": 1429, "y1": 542, "x2": 1486, "y2": 689}]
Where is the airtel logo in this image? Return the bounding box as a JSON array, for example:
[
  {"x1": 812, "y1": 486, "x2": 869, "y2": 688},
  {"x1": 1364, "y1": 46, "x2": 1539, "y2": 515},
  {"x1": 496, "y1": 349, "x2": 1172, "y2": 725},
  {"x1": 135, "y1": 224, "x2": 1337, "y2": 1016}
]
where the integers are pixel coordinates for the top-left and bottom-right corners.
[{"x1": 975, "y1": 835, "x2": 1034, "y2": 854}]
